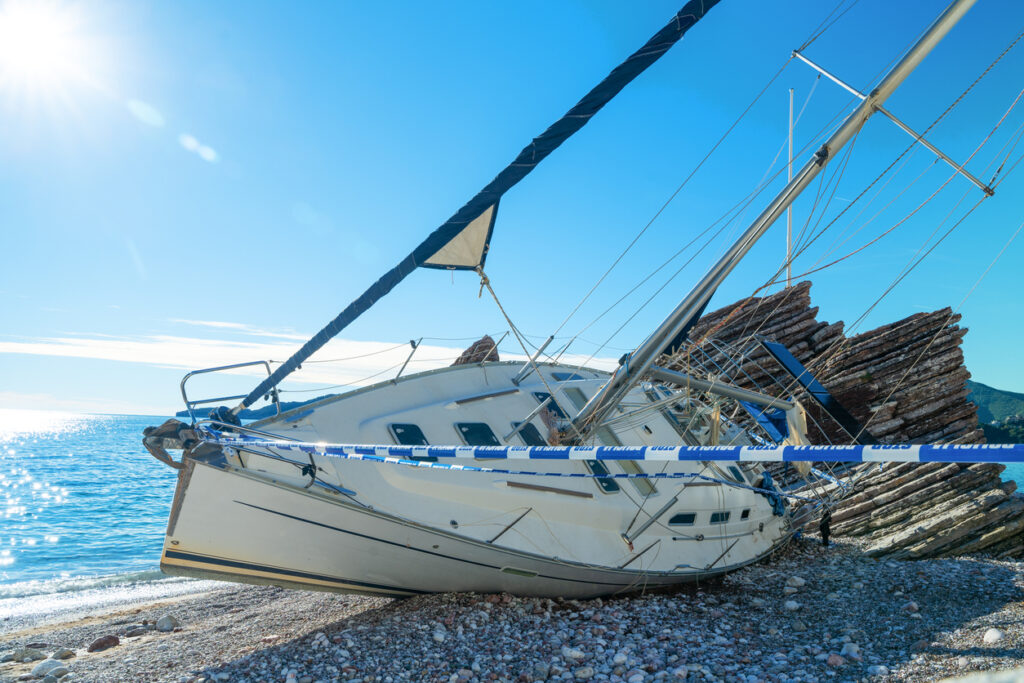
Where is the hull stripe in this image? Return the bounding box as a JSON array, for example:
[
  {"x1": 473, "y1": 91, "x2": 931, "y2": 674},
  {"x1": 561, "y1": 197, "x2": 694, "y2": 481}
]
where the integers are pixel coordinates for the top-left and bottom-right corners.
[{"x1": 162, "y1": 549, "x2": 425, "y2": 595}]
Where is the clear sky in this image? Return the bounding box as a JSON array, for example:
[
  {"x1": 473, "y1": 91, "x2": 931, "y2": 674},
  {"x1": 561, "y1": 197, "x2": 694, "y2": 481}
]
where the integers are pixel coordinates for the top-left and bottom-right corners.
[{"x1": 1, "y1": 0, "x2": 1023, "y2": 416}]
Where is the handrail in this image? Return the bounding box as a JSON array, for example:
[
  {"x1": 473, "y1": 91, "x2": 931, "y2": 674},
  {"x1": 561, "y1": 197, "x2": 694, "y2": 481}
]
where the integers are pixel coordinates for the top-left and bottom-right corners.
[{"x1": 180, "y1": 360, "x2": 280, "y2": 423}]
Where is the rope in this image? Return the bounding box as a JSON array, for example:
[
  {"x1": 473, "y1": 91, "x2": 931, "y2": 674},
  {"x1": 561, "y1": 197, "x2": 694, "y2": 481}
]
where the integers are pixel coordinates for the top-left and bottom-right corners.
[{"x1": 476, "y1": 267, "x2": 587, "y2": 444}]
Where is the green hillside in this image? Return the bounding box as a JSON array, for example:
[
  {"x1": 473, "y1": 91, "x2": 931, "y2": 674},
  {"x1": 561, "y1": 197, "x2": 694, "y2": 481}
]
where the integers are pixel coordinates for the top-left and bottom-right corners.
[{"x1": 967, "y1": 380, "x2": 1024, "y2": 424}]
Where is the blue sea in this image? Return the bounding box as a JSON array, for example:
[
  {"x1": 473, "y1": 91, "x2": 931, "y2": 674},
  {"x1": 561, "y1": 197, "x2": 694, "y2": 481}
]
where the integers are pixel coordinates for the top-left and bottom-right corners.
[{"x1": 0, "y1": 410, "x2": 221, "y2": 630}]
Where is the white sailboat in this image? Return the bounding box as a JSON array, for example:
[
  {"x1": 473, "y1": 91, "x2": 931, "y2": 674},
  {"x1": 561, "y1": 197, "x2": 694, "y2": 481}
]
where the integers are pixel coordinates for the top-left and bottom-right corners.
[{"x1": 144, "y1": 0, "x2": 1023, "y2": 598}]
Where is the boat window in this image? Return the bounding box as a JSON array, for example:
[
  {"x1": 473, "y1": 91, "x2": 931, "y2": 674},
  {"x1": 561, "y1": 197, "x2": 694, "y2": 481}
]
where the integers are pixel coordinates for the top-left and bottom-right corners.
[
  {"x1": 727, "y1": 465, "x2": 746, "y2": 484},
  {"x1": 389, "y1": 423, "x2": 437, "y2": 461},
  {"x1": 552, "y1": 372, "x2": 586, "y2": 382},
  {"x1": 710, "y1": 511, "x2": 731, "y2": 525},
  {"x1": 741, "y1": 508, "x2": 750, "y2": 520},
  {"x1": 595, "y1": 426, "x2": 622, "y2": 447},
  {"x1": 389, "y1": 423, "x2": 428, "y2": 445},
  {"x1": 456, "y1": 423, "x2": 501, "y2": 447},
  {"x1": 619, "y1": 460, "x2": 656, "y2": 496},
  {"x1": 563, "y1": 387, "x2": 588, "y2": 412},
  {"x1": 585, "y1": 460, "x2": 620, "y2": 494},
  {"x1": 512, "y1": 422, "x2": 547, "y2": 447},
  {"x1": 669, "y1": 512, "x2": 696, "y2": 526},
  {"x1": 532, "y1": 392, "x2": 567, "y2": 419}
]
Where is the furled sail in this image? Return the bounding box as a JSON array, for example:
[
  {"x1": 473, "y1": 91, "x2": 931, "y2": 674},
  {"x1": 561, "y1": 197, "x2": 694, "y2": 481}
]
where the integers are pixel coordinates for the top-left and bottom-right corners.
[{"x1": 236, "y1": 0, "x2": 722, "y2": 413}]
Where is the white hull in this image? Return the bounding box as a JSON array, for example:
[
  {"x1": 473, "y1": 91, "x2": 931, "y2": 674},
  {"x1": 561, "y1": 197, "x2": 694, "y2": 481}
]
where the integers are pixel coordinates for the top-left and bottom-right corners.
[{"x1": 161, "y1": 362, "x2": 793, "y2": 598}]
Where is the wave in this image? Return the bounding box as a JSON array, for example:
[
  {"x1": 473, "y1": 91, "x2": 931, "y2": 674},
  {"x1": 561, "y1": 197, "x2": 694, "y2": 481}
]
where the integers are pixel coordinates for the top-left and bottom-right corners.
[{"x1": 0, "y1": 568, "x2": 180, "y2": 600}]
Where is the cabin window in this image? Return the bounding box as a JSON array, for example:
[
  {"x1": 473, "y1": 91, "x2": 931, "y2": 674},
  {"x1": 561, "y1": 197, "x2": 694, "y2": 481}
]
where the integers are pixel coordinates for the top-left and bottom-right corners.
[
  {"x1": 619, "y1": 460, "x2": 657, "y2": 496},
  {"x1": 728, "y1": 466, "x2": 746, "y2": 484},
  {"x1": 389, "y1": 423, "x2": 428, "y2": 445},
  {"x1": 595, "y1": 426, "x2": 622, "y2": 447},
  {"x1": 512, "y1": 422, "x2": 547, "y2": 447},
  {"x1": 552, "y1": 371, "x2": 586, "y2": 382},
  {"x1": 456, "y1": 422, "x2": 501, "y2": 447},
  {"x1": 585, "y1": 460, "x2": 620, "y2": 494},
  {"x1": 532, "y1": 392, "x2": 567, "y2": 419},
  {"x1": 710, "y1": 511, "x2": 731, "y2": 525},
  {"x1": 669, "y1": 512, "x2": 696, "y2": 526},
  {"x1": 563, "y1": 387, "x2": 588, "y2": 411},
  {"x1": 741, "y1": 508, "x2": 750, "y2": 520},
  {"x1": 389, "y1": 423, "x2": 436, "y2": 461}
]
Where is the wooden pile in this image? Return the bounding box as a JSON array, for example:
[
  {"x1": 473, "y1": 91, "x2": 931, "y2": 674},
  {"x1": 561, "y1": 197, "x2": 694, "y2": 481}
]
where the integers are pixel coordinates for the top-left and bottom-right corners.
[{"x1": 672, "y1": 281, "x2": 1024, "y2": 559}]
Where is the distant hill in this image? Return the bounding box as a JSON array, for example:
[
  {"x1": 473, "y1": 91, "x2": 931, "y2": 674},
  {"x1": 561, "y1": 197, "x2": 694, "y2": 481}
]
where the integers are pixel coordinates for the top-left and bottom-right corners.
[
  {"x1": 175, "y1": 394, "x2": 339, "y2": 422},
  {"x1": 967, "y1": 380, "x2": 1024, "y2": 424}
]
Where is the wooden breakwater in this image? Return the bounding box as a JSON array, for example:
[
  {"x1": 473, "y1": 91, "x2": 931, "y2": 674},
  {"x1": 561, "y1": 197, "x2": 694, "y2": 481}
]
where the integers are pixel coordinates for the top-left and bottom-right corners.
[{"x1": 669, "y1": 281, "x2": 1024, "y2": 559}]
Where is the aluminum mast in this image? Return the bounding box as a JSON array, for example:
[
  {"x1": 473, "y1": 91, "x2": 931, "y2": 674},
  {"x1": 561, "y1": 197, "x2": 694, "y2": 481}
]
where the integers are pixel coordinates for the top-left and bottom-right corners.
[{"x1": 568, "y1": 0, "x2": 979, "y2": 441}]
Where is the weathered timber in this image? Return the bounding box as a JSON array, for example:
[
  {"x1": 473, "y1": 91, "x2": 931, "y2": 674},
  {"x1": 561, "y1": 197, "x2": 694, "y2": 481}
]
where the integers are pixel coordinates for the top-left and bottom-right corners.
[{"x1": 674, "y1": 281, "x2": 1020, "y2": 560}]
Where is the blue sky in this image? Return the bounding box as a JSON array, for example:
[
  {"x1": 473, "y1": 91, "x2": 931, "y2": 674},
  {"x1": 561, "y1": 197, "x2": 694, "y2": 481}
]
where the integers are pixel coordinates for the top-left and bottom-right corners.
[{"x1": 1, "y1": 0, "x2": 1023, "y2": 416}]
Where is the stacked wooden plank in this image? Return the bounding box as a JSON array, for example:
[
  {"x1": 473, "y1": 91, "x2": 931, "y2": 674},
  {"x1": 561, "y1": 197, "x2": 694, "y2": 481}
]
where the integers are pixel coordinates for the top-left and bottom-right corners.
[{"x1": 670, "y1": 281, "x2": 1023, "y2": 559}]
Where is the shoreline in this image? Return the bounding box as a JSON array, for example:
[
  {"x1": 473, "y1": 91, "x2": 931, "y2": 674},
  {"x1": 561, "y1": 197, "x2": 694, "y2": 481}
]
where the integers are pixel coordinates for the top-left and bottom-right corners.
[{"x1": 2, "y1": 538, "x2": 1023, "y2": 682}]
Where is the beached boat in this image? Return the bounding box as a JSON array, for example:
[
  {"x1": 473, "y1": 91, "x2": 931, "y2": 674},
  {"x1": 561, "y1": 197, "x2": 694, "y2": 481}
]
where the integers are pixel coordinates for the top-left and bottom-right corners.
[{"x1": 144, "y1": 0, "x2": 1023, "y2": 597}]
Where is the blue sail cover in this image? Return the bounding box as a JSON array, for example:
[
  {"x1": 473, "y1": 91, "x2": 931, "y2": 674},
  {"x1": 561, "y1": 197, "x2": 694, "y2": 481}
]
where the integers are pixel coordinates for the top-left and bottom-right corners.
[{"x1": 239, "y1": 1, "x2": 722, "y2": 411}]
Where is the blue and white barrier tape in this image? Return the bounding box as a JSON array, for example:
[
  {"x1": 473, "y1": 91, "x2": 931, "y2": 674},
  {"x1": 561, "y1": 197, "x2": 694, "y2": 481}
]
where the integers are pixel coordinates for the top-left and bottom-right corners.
[{"x1": 205, "y1": 432, "x2": 1024, "y2": 463}]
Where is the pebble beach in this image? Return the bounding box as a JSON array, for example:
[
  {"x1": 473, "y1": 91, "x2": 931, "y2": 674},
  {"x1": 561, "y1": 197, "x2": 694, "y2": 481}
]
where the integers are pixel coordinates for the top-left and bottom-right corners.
[{"x1": 4, "y1": 536, "x2": 1024, "y2": 683}]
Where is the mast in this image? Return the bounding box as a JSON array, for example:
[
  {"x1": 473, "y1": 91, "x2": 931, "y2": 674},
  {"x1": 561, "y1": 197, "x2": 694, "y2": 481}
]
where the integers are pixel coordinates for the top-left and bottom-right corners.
[
  {"x1": 787, "y1": 87, "x2": 794, "y2": 288},
  {"x1": 569, "y1": 0, "x2": 978, "y2": 441}
]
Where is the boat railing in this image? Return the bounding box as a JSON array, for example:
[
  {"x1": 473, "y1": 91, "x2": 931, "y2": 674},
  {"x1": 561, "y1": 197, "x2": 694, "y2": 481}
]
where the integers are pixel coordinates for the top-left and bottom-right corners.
[{"x1": 180, "y1": 360, "x2": 281, "y2": 423}]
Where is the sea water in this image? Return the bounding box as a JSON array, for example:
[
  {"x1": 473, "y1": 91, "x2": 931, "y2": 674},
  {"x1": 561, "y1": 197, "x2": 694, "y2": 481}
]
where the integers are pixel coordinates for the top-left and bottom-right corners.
[{"x1": 0, "y1": 410, "x2": 221, "y2": 630}]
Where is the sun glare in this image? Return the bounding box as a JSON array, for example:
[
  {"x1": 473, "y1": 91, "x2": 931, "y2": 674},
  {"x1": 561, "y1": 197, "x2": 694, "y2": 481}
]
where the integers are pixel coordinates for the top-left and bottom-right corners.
[{"x1": 0, "y1": 0, "x2": 90, "y2": 90}]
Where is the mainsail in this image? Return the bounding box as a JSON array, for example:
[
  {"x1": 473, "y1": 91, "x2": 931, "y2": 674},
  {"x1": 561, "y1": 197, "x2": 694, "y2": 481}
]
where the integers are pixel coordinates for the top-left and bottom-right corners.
[{"x1": 236, "y1": 0, "x2": 722, "y2": 413}]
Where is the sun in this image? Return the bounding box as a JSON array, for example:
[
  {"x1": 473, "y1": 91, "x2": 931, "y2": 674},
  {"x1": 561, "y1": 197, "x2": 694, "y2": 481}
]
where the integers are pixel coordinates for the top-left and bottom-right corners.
[{"x1": 0, "y1": 0, "x2": 90, "y2": 90}]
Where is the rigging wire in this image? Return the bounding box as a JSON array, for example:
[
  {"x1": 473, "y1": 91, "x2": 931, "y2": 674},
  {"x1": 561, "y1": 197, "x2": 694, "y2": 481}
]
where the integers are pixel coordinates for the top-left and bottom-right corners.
[{"x1": 546, "y1": 57, "x2": 796, "y2": 346}]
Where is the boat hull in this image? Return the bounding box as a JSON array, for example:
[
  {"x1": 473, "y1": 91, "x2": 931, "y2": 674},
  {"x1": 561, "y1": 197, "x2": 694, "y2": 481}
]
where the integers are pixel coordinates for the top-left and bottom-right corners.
[{"x1": 161, "y1": 458, "x2": 788, "y2": 599}]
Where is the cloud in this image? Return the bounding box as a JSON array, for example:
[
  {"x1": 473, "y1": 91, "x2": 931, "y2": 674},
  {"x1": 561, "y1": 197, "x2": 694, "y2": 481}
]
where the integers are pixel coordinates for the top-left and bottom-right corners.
[
  {"x1": 178, "y1": 133, "x2": 218, "y2": 163},
  {"x1": 0, "y1": 332, "x2": 618, "y2": 393},
  {"x1": 0, "y1": 391, "x2": 168, "y2": 417},
  {"x1": 126, "y1": 99, "x2": 165, "y2": 127},
  {"x1": 169, "y1": 319, "x2": 308, "y2": 341}
]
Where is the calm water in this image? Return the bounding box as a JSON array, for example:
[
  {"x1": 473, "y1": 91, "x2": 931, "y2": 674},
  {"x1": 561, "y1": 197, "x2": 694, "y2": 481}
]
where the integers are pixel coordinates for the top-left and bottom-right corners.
[{"x1": 0, "y1": 410, "x2": 179, "y2": 599}]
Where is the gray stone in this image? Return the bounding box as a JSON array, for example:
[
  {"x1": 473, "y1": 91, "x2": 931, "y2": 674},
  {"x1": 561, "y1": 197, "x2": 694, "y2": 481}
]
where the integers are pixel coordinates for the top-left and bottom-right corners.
[
  {"x1": 839, "y1": 643, "x2": 859, "y2": 656},
  {"x1": 125, "y1": 627, "x2": 149, "y2": 638},
  {"x1": 155, "y1": 615, "x2": 181, "y2": 632},
  {"x1": 784, "y1": 600, "x2": 801, "y2": 611},
  {"x1": 750, "y1": 597, "x2": 766, "y2": 608},
  {"x1": 48, "y1": 668, "x2": 69, "y2": 679},
  {"x1": 52, "y1": 648, "x2": 75, "y2": 660},
  {"x1": 574, "y1": 666, "x2": 594, "y2": 680},
  {"x1": 13, "y1": 647, "x2": 47, "y2": 662},
  {"x1": 32, "y1": 659, "x2": 66, "y2": 677},
  {"x1": 786, "y1": 576, "x2": 806, "y2": 588},
  {"x1": 866, "y1": 665, "x2": 890, "y2": 675}
]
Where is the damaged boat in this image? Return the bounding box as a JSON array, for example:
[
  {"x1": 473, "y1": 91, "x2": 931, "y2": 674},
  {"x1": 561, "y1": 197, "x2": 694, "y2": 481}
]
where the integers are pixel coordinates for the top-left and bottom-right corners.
[{"x1": 144, "y1": 0, "x2": 1023, "y2": 597}]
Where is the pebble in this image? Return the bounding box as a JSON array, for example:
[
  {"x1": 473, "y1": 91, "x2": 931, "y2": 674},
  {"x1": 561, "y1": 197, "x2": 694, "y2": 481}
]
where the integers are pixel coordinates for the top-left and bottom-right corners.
[
  {"x1": 86, "y1": 635, "x2": 119, "y2": 653},
  {"x1": 786, "y1": 576, "x2": 806, "y2": 588},
  {"x1": 156, "y1": 614, "x2": 181, "y2": 632},
  {"x1": 12, "y1": 647, "x2": 47, "y2": 662},
  {"x1": 11, "y1": 538, "x2": 1024, "y2": 683},
  {"x1": 31, "y1": 659, "x2": 66, "y2": 677},
  {"x1": 984, "y1": 627, "x2": 1005, "y2": 644},
  {"x1": 52, "y1": 648, "x2": 75, "y2": 660}
]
